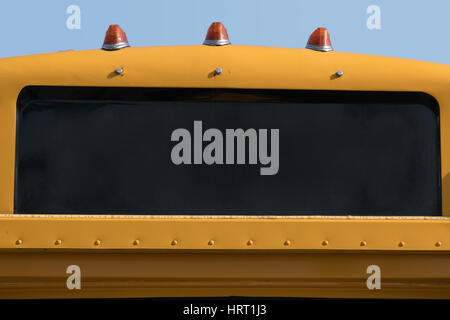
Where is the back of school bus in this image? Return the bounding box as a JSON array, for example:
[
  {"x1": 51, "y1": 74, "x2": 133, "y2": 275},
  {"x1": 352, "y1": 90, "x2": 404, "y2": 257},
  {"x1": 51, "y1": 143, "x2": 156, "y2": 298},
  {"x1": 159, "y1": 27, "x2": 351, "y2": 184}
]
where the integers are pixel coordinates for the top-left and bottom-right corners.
[{"x1": 0, "y1": 23, "x2": 450, "y2": 299}]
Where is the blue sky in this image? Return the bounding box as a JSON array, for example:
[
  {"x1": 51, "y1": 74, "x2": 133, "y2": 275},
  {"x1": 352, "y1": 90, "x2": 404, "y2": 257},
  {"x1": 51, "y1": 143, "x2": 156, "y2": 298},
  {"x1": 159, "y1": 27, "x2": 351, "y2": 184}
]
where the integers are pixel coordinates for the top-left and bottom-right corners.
[{"x1": 0, "y1": 0, "x2": 448, "y2": 64}]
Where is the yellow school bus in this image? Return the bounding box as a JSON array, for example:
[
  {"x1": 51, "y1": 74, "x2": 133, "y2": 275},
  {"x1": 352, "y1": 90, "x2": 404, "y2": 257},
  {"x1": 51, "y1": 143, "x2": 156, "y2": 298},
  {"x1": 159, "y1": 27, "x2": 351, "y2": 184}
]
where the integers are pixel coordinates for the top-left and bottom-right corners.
[{"x1": 0, "y1": 23, "x2": 450, "y2": 300}]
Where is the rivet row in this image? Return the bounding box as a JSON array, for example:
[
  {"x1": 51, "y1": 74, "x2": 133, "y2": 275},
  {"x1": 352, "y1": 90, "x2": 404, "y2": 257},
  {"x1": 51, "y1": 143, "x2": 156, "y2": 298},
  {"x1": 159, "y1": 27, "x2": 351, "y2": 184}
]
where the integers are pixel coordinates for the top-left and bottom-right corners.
[{"x1": 9, "y1": 239, "x2": 444, "y2": 248}]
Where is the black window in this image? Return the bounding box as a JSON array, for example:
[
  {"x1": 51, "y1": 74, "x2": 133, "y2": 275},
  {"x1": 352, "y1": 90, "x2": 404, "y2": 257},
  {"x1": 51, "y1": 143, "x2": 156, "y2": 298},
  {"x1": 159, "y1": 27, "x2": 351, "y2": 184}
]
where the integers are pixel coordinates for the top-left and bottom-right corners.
[{"x1": 15, "y1": 86, "x2": 441, "y2": 216}]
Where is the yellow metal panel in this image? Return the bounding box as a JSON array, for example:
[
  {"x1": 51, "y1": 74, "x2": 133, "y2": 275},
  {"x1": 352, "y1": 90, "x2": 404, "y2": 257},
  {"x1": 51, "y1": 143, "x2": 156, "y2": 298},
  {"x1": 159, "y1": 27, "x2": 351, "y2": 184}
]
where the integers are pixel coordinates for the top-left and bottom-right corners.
[
  {"x1": 1, "y1": 250, "x2": 450, "y2": 299},
  {"x1": 1, "y1": 46, "x2": 450, "y2": 215},
  {"x1": 0, "y1": 215, "x2": 449, "y2": 251},
  {"x1": 1, "y1": 46, "x2": 450, "y2": 299}
]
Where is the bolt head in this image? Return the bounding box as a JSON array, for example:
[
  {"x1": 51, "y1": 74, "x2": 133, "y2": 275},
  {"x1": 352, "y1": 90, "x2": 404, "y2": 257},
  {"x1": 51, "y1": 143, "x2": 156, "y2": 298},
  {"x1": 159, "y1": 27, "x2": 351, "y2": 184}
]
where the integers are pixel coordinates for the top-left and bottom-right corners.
[
  {"x1": 336, "y1": 70, "x2": 343, "y2": 77},
  {"x1": 115, "y1": 67, "x2": 124, "y2": 75},
  {"x1": 215, "y1": 67, "x2": 222, "y2": 75}
]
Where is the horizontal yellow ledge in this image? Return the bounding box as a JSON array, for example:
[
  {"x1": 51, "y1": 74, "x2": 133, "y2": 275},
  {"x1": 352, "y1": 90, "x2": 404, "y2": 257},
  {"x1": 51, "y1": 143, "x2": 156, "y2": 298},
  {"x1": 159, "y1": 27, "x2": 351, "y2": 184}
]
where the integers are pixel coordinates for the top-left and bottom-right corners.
[
  {"x1": 1, "y1": 250, "x2": 450, "y2": 299},
  {"x1": 0, "y1": 215, "x2": 449, "y2": 250}
]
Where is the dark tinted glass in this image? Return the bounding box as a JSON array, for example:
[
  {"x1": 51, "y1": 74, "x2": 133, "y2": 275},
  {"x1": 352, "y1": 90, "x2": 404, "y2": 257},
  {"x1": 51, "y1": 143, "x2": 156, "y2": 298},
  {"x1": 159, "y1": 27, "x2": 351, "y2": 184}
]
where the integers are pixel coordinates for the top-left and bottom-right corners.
[{"x1": 15, "y1": 87, "x2": 441, "y2": 215}]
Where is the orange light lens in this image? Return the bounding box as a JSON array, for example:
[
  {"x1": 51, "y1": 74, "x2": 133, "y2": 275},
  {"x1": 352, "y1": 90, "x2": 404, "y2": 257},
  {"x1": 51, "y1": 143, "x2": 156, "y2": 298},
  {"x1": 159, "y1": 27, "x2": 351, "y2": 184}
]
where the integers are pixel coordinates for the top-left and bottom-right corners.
[
  {"x1": 102, "y1": 25, "x2": 130, "y2": 50},
  {"x1": 203, "y1": 22, "x2": 231, "y2": 46},
  {"x1": 306, "y1": 27, "x2": 333, "y2": 52}
]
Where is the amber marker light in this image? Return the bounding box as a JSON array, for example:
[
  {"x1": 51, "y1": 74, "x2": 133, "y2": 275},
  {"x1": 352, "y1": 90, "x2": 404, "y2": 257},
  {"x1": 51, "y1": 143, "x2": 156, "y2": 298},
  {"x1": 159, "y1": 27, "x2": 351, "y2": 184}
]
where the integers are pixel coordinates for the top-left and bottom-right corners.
[
  {"x1": 102, "y1": 24, "x2": 130, "y2": 50},
  {"x1": 306, "y1": 27, "x2": 333, "y2": 52},
  {"x1": 203, "y1": 22, "x2": 231, "y2": 46}
]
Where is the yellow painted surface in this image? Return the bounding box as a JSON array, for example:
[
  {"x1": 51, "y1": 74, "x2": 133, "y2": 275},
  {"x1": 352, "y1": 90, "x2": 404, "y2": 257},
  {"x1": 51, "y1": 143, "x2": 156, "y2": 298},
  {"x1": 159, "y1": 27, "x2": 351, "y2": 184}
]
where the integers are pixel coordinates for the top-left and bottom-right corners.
[
  {"x1": 2, "y1": 250, "x2": 450, "y2": 299},
  {"x1": 1, "y1": 46, "x2": 450, "y2": 215},
  {"x1": 1, "y1": 45, "x2": 450, "y2": 299},
  {"x1": 0, "y1": 215, "x2": 450, "y2": 251}
]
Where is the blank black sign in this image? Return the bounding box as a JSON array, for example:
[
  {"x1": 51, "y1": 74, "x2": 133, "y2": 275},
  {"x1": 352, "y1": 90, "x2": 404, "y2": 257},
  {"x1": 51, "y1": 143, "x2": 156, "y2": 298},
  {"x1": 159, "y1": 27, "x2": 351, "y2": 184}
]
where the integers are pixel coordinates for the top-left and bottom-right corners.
[{"x1": 15, "y1": 87, "x2": 441, "y2": 216}]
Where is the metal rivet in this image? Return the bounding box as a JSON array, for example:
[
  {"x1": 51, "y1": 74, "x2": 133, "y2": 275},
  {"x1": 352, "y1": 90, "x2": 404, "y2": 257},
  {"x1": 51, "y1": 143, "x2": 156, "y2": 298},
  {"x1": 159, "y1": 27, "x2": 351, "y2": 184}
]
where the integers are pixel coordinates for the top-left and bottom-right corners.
[
  {"x1": 335, "y1": 70, "x2": 343, "y2": 77},
  {"x1": 322, "y1": 240, "x2": 329, "y2": 246},
  {"x1": 214, "y1": 67, "x2": 222, "y2": 75},
  {"x1": 133, "y1": 239, "x2": 140, "y2": 246},
  {"x1": 398, "y1": 241, "x2": 405, "y2": 247},
  {"x1": 360, "y1": 241, "x2": 367, "y2": 247},
  {"x1": 247, "y1": 240, "x2": 254, "y2": 246},
  {"x1": 94, "y1": 239, "x2": 101, "y2": 246},
  {"x1": 435, "y1": 241, "x2": 442, "y2": 247},
  {"x1": 15, "y1": 239, "x2": 23, "y2": 245},
  {"x1": 171, "y1": 240, "x2": 178, "y2": 246},
  {"x1": 284, "y1": 240, "x2": 291, "y2": 246},
  {"x1": 55, "y1": 239, "x2": 62, "y2": 246},
  {"x1": 208, "y1": 240, "x2": 215, "y2": 246},
  {"x1": 115, "y1": 67, "x2": 124, "y2": 75}
]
